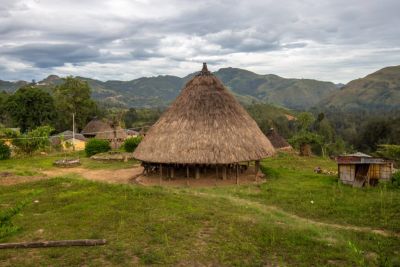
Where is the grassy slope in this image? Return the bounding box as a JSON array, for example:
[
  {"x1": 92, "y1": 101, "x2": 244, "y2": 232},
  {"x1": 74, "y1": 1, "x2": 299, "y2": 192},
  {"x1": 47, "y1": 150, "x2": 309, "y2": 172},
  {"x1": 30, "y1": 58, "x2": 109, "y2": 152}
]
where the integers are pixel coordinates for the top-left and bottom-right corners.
[
  {"x1": 0, "y1": 153, "x2": 399, "y2": 266},
  {"x1": 321, "y1": 65, "x2": 400, "y2": 110}
]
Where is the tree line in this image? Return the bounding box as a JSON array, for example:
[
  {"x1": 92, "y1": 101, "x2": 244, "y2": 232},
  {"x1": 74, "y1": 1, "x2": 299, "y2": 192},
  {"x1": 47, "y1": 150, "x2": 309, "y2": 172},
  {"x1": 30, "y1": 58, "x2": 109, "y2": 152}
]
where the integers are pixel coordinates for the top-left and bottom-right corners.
[
  {"x1": 247, "y1": 103, "x2": 400, "y2": 159},
  {"x1": 0, "y1": 77, "x2": 99, "y2": 133}
]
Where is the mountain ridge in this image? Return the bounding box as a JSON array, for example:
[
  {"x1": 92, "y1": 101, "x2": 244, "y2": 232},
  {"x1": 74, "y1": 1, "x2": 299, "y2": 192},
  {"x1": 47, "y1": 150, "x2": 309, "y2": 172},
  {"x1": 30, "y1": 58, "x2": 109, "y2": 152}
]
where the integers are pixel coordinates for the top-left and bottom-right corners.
[{"x1": 7, "y1": 66, "x2": 398, "y2": 110}]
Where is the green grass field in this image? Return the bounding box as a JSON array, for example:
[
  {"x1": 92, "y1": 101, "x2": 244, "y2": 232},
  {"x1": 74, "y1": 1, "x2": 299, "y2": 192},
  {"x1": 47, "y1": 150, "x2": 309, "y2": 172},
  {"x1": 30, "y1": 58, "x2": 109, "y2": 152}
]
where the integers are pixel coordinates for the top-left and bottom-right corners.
[{"x1": 0, "y1": 152, "x2": 399, "y2": 266}]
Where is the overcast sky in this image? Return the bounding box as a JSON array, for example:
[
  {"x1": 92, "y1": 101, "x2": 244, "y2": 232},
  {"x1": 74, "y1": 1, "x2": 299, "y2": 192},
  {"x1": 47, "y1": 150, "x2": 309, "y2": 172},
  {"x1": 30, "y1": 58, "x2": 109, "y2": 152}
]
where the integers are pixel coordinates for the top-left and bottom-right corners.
[{"x1": 1, "y1": 0, "x2": 399, "y2": 83}]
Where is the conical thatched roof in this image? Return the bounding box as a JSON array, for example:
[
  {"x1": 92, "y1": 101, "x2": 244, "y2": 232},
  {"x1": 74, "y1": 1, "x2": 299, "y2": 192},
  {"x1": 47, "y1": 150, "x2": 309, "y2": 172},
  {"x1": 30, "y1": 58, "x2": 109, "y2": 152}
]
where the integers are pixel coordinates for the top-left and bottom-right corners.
[
  {"x1": 266, "y1": 128, "x2": 292, "y2": 150},
  {"x1": 133, "y1": 63, "x2": 275, "y2": 164},
  {"x1": 81, "y1": 118, "x2": 112, "y2": 136}
]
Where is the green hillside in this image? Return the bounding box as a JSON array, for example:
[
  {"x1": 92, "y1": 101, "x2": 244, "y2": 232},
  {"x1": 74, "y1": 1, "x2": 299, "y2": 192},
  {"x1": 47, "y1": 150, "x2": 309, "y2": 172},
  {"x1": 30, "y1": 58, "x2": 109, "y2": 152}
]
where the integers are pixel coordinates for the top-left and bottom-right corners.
[
  {"x1": 215, "y1": 68, "x2": 338, "y2": 110},
  {"x1": 320, "y1": 65, "x2": 400, "y2": 111},
  {"x1": 1, "y1": 67, "x2": 338, "y2": 109},
  {"x1": 0, "y1": 80, "x2": 27, "y2": 93}
]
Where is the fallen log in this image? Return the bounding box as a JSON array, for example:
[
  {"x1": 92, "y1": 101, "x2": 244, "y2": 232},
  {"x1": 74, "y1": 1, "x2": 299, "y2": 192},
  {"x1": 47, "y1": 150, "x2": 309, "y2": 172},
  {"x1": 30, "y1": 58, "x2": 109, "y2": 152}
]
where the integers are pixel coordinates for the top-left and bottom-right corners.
[{"x1": 0, "y1": 239, "x2": 106, "y2": 249}]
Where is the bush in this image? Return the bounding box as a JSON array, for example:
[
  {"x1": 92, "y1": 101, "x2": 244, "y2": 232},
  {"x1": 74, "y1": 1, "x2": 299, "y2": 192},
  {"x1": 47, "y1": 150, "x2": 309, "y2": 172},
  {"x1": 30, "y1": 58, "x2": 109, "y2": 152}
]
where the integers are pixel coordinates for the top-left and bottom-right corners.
[
  {"x1": 12, "y1": 126, "x2": 54, "y2": 155},
  {"x1": 0, "y1": 141, "x2": 11, "y2": 160},
  {"x1": 85, "y1": 139, "x2": 111, "y2": 157},
  {"x1": 123, "y1": 136, "x2": 142, "y2": 152},
  {"x1": 391, "y1": 171, "x2": 400, "y2": 188}
]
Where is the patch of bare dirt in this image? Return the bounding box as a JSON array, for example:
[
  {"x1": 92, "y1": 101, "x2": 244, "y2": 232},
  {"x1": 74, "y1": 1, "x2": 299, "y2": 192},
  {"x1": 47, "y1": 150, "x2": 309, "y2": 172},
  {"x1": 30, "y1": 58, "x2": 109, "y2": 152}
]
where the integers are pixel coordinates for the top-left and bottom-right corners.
[
  {"x1": 42, "y1": 167, "x2": 144, "y2": 184},
  {"x1": 0, "y1": 173, "x2": 50, "y2": 186}
]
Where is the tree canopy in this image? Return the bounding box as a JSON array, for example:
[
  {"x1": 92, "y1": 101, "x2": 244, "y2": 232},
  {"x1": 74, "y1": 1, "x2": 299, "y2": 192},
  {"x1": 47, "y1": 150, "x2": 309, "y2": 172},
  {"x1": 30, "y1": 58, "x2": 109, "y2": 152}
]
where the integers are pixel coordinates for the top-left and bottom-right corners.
[
  {"x1": 6, "y1": 85, "x2": 56, "y2": 132},
  {"x1": 54, "y1": 77, "x2": 98, "y2": 132}
]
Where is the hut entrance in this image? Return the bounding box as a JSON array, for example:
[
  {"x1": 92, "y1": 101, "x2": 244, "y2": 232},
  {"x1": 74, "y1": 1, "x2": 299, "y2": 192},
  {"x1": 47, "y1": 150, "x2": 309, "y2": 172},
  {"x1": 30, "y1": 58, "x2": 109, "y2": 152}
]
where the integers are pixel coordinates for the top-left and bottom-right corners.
[{"x1": 353, "y1": 164, "x2": 370, "y2": 188}]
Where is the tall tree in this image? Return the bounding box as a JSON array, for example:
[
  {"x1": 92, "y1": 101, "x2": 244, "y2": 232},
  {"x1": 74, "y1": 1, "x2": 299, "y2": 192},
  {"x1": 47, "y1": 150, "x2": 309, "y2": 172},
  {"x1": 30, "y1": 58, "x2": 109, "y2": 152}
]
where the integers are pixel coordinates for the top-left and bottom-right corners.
[
  {"x1": 0, "y1": 91, "x2": 10, "y2": 126},
  {"x1": 6, "y1": 85, "x2": 56, "y2": 132},
  {"x1": 54, "y1": 77, "x2": 98, "y2": 131},
  {"x1": 123, "y1": 108, "x2": 138, "y2": 128}
]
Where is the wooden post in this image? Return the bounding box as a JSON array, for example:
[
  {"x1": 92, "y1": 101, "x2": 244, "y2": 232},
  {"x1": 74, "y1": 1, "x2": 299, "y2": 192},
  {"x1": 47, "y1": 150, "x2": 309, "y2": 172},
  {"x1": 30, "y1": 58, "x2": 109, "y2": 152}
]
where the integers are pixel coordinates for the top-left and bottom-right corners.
[
  {"x1": 216, "y1": 165, "x2": 219, "y2": 180},
  {"x1": 195, "y1": 166, "x2": 200, "y2": 179},
  {"x1": 159, "y1": 164, "x2": 163, "y2": 184},
  {"x1": 255, "y1": 160, "x2": 260, "y2": 181},
  {"x1": 222, "y1": 165, "x2": 227, "y2": 180},
  {"x1": 186, "y1": 166, "x2": 189, "y2": 178},
  {"x1": 170, "y1": 167, "x2": 174, "y2": 179},
  {"x1": 236, "y1": 163, "x2": 239, "y2": 185}
]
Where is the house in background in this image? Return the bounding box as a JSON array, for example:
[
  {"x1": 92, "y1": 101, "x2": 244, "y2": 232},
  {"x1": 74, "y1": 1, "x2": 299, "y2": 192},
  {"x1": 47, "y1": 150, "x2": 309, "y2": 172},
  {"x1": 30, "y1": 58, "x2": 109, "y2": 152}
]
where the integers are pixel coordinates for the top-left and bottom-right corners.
[
  {"x1": 81, "y1": 118, "x2": 127, "y2": 149},
  {"x1": 50, "y1": 130, "x2": 87, "y2": 151},
  {"x1": 126, "y1": 129, "x2": 140, "y2": 138},
  {"x1": 336, "y1": 152, "x2": 393, "y2": 187},
  {"x1": 81, "y1": 118, "x2": 113, "y2": 138}
]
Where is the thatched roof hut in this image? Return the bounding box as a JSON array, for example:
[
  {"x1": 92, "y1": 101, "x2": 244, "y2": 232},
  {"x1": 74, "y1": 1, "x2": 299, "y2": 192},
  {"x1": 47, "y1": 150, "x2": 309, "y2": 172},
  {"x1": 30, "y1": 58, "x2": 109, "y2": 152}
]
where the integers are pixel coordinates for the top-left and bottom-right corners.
[
  {"x1": 81, "y1": 118, "x2": 113, "y2": 138},
  {"x1": 96, "y1": 125, "x2": 127, "y2": 140},
  {"x1": 134, "y1": 63, "x2": 274, "y2": 179},
  {"x1": 266, "y1": 128, "x2": 292, "y2": 150}
]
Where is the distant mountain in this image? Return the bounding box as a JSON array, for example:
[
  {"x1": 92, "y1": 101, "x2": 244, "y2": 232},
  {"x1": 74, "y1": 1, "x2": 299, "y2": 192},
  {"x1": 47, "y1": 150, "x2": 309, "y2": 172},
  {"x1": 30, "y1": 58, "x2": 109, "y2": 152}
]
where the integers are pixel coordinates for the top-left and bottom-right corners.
[
  {"x1": 214, "y1": 68, "x2": 338, "y2": 109},
  {"x1": 320, "y1": 65, "x2": 400, "y2": 111},
  {"x1": 0, "y1": 80, "x2": 28, "y2": 93},
  {"x1": 1, "y1": 67, "x2": 338, "y2": 109}
]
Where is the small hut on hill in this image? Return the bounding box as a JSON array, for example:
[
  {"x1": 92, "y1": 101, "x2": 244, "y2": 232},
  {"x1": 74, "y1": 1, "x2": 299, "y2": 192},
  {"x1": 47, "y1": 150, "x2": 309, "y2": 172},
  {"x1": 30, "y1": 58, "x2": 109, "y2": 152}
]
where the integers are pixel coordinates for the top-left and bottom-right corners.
[
  {"x1": 133, "y1": 63, "x2": 275, "y2": 180},
  {"x1": 81, "y1": 118, "x2": 127, "y2": 148},
  {"x1": 81, "y1": 118, "x2": 113, "y2": 138},
  {"x1": 336, "y1": 152, "x2": 393, "y2": 187},
  {"x1": 266, "y1": 128, "x2": 292, "y2": 151}
]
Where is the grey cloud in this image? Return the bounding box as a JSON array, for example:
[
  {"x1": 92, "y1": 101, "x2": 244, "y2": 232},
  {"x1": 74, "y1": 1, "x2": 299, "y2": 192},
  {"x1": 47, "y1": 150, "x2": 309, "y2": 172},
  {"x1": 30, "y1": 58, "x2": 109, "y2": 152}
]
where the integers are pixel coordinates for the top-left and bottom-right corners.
[
  {"x1": 0, "y1": 0, "x2": 399, "y2": 82},
  {"x1": 1, "y1": 43, "x2": 101, "y2": 67}
]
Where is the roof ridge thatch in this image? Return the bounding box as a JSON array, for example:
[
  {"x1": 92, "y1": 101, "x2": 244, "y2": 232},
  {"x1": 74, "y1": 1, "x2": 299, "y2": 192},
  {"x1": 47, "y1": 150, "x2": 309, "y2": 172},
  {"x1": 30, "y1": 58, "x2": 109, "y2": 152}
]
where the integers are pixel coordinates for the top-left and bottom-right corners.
[{"x1": 133, "y1": 63, "x2": 275, "y2": 164}]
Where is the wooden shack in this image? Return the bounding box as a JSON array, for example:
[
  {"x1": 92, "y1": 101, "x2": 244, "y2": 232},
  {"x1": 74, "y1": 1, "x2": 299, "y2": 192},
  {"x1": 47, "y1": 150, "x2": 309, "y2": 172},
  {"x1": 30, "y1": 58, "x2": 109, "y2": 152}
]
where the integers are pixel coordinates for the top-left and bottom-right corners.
[{"x1": 336, "y1": 152, "x2": 393, "y2": 187}]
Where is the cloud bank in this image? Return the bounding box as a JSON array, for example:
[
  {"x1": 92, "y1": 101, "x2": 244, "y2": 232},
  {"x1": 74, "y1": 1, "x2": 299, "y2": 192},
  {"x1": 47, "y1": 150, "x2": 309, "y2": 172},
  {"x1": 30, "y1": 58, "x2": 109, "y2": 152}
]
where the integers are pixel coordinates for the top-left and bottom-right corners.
[{"x1": 1, "y1": 0, "x2": 399, "y2": 82}]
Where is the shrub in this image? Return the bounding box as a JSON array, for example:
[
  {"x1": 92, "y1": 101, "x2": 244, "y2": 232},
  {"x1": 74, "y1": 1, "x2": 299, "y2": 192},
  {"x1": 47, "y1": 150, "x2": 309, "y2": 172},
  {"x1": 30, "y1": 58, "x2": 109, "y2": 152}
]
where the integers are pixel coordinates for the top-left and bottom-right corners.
[
  {"x1": 391, "y1": 171, "x2": 400, "y2": 188},
  {"x1": 85, "y1": 139, "x2": 111, "y2": 157},
  {"x1": 0, "y1": 141, "x2": 11, "y2": 160},
  {"x1": 123, "y1": 136, "x2": 142, "y2": 152},
  {"x1": 12, "y1": 126, "x2": 54, "y2": 155},
  {"x1": 260, "y1": 165, "x2": 280, "y2": 179}
]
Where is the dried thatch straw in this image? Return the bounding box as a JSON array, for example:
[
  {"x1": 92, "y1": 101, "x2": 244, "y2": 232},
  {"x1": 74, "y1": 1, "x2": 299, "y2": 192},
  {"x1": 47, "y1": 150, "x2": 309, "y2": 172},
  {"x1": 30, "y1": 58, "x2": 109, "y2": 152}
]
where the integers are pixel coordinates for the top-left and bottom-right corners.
[
  {"x1": 266, "y1": 128, "x2": 292, "y2": 150},
  {"x1": 96, "y1": 126, "x2": 127, "y2": 140},
  {"x1": 133, "y1": 63, "x2": 275, "y2": 164},
  {"x1": 81, "y1": 119, "x2": 112, "y2": 137}
]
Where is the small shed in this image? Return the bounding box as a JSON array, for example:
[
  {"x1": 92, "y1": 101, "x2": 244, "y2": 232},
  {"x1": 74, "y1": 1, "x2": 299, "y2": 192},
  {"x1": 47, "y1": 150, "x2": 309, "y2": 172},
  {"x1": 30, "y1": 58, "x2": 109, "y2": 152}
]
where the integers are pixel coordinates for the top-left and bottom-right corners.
[{"x1": 336, "y1": 152, "x2": 393, "y2": 187}]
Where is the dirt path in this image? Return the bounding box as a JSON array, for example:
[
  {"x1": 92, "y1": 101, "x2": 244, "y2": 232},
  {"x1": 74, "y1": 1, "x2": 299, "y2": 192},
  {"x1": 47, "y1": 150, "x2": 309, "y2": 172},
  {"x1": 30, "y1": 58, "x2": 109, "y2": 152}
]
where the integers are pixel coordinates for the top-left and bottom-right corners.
[
  {"x1": 42, "y1": 167, "x2": 144, "y2": 184},
  {"x1": 190, "y1": 191, "x2": 400, "y2": 238},
  {"x1": 0, "y1": 174, "x2": 51, "y2": 186}
]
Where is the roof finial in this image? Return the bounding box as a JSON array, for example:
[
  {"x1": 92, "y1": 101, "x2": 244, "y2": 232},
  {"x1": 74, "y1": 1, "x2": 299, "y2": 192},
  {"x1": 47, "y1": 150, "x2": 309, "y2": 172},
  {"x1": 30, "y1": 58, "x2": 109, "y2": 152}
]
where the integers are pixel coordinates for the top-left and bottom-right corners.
[
  {"x1": 202, "y1": 62, "x2": 208, "y2": 72},
  {"x1": 199, "y1": 62, "x2": 211, "y2": 76}
]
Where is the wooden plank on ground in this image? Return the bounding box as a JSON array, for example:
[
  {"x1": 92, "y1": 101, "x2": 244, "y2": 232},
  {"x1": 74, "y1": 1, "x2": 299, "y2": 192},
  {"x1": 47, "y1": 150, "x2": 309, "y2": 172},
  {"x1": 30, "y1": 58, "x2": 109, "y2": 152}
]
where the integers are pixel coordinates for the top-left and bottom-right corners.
[{"x1": 0, "y1": 239, "x2": 107, "y2": 249}]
